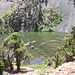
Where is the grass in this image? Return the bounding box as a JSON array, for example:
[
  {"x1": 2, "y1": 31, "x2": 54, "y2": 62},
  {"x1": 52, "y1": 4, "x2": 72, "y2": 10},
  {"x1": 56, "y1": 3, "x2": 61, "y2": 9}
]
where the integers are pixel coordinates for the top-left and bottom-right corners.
[
  {"x1": 20, "y1": 57, "x2": 55, "y2": 74},
  {"x1": 3, "y1": 58, "x2": 55, "y2": 75},
  {"x1": 3, "y1": 71, "x2": 8, "y2": 75},
  {"x1": 21, "y1": 64, "x2": 54, "y2": 75},
  {"x1": 30, "y1": 64, "x2": 54, "y2": 75},
  {"x1": 30, "y1": 64, "x2": 53, "y2": 70}
]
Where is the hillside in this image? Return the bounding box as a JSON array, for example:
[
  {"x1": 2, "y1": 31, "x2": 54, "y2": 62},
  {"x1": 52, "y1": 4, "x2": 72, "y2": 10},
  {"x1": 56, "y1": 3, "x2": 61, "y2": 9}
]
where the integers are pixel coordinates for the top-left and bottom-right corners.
[
  {"x1": 42, "y1": 0, "x2": 75, "y2": 32},
  {"x1": 0, "y1": 0, "x2": 75, "y2": 33},
  {"x1": 0, "y1": 0, "x2": 62, "y2": 34}
]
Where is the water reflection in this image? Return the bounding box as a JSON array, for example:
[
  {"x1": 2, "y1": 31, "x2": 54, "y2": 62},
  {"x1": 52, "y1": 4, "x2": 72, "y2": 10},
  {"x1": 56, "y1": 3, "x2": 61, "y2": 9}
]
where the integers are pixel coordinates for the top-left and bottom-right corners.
[{"x1": 28, "y1": 58, "x2": 45, "y2": 65}]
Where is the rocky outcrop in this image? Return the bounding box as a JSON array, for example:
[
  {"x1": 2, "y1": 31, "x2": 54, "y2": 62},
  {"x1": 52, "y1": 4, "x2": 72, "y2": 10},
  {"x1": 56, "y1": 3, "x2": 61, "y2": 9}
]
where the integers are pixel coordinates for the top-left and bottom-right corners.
[
  {"x1": 0, "y1": 1, "x2": 13, "y2": 16},
  {"x1": 42, "y1": 0, "x2": 75, "y2": 33},
  {"x1": 0, "y1": 0, "x2": 18, "y2": 16},
  {"x1": 49, "y1": 61, "x2": 75, "y2": 75}
]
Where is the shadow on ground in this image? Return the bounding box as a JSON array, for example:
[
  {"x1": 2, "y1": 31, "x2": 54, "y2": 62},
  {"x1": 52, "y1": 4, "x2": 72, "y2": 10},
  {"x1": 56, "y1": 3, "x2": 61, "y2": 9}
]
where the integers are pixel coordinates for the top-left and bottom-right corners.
[{"x1": 5, "y1": 68, "x2": 34, "y2": 74}]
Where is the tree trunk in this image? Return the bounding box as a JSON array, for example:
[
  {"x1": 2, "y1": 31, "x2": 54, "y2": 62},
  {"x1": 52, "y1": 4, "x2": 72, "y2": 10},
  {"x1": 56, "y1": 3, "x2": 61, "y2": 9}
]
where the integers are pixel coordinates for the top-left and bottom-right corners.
[
  {"x1": 15, "y1": 51, "x2": 20, "y2": 71},
  {"x1": 8, "y1": 54, "x2": 13, "y2": 70}
]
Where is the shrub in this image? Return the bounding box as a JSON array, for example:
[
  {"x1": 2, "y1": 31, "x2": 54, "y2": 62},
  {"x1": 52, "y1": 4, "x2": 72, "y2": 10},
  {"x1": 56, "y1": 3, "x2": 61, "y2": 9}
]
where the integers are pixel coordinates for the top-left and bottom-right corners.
[
  {"x1": 0, "y1": 57, "x2": 4, "y2": 75},
  {"x1": 62, "y1": 26, "x2": 75, "y2": 62}
]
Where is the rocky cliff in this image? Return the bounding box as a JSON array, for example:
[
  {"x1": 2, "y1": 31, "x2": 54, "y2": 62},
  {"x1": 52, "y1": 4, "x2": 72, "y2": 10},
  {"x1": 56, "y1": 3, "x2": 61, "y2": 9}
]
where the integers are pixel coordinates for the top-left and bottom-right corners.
[
  {"x1": 42, "y1": 0, "x2": 75, "y2": 33},
  {"x1": 49, "y1": 61, "x2": 75, "y2": 75}
]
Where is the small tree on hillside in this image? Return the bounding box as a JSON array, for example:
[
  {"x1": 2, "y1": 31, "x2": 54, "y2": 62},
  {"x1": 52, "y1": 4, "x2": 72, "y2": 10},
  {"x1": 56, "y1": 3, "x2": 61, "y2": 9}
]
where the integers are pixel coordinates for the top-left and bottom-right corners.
[
  {"x1": 0, "y1": 46, "x2": 14, "y2": 70},
  {"x1": 53, "y1": 53, "x2": 60, "y2": 68},
  {"x1": 38, "y1": 2, "x2": 43, "y2": 22},
  {"x1": 62, "y1": 26, "x2": 75, "y2": 62},
  {"x1": 3, "y1": 32, "x2": 32, "y2": 71},
  {"x1": 0, "y1": 57, "x2": 4, "y2": 75},
  {"x1": 0, "y1": 49, "x2": 4, "y2": 75}
]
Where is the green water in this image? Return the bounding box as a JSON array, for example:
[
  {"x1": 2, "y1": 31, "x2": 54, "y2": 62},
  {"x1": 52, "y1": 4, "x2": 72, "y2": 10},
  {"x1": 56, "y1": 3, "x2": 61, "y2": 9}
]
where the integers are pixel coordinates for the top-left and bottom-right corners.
[{"x1": 0, "y1": 32, "x2": 66, "y2": 58}]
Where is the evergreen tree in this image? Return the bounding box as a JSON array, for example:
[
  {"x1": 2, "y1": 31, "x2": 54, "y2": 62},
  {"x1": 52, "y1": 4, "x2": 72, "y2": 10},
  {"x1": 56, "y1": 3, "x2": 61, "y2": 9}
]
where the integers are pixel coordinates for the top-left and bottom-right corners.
[
  {"x1": 0, "y1": 48, "x2": 4, "y2": 75},
  {"x1": 0, "y1": 19, "x2": 3, "y2": 34},
  {"x1": 62, "y1": 26, "x2": 75, "y2": 62},
  {"x1": 38, "y1": 2, "x2": 43, "y2": 22},
  {"x1": 3, "y1": 32, "x2": 32, "y2": 71},
  {"x1": 53, "y1": 53, "x2": 60, "y2": 68},
  {"x1": 0, "y1": 57, "x2": 4, "y2": 75}
]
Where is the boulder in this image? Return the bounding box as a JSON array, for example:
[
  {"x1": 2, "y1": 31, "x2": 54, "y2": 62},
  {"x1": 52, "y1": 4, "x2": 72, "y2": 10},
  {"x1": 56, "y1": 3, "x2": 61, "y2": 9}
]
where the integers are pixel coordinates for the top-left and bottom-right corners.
[
  {"x1": 24, "y1": 42, "x2": 30, "y2": 47},
  {"x1": 39, "y1": 42, "x2": 46, "y2": 46},
  {"x1": 32, "y1": 41, "x2": 37, "y2": 43},
  {"x1": 49, "y1": 61, "x2": 75, "y2": 75},
  {"x1": 31, "y1": 45, "x2": 34, "y2": 49}
]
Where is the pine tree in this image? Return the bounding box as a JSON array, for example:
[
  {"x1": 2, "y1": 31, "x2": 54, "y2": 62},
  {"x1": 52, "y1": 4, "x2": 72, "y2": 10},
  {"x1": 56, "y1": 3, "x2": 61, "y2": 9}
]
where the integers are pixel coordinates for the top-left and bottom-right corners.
[
  {"x1": 53, "y1": 53, "x2": 60, "y2": 68},
  {"x1": 0, "y1": 57, "x2": 4, "y2": 75},
  {"x1": 38, "y1": 2, "x2": 43, "y2": 22},
  {"x1": 0, "y1": 48, "x2": 4, "y2": 75},
  {"x1": 3, "y1": 32, "x2": 32, "y2": 71},
  {"x1": 62, "y1": 26, "x2": 75, "y2": 62}
]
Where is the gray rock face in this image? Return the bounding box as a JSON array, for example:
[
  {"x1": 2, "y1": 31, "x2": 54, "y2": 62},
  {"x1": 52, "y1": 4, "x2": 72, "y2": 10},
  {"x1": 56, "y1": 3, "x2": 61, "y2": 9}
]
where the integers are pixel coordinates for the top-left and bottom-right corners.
[
  {"x1": 0, "y1": 0, "x2": 18, "y2": 16},
  {"x1": 42, "y1": 0, "x2": 75, "y2": 33},
  {"x1": 0, "y1": 1, "x2": 13, "y2": 16}
]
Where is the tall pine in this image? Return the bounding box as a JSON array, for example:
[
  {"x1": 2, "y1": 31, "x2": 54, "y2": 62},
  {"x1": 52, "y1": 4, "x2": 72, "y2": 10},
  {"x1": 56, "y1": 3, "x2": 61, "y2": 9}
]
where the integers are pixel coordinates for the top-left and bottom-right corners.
[{"x1": 62, "y1": 26, "x2": 75, "y2": 62}]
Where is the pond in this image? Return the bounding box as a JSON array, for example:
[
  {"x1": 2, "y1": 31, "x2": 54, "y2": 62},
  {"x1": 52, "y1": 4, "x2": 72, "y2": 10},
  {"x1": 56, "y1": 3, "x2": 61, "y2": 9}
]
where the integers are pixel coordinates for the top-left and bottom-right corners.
[{"x1": 0, "y1": 32, "x2": 67, "y2": 59}]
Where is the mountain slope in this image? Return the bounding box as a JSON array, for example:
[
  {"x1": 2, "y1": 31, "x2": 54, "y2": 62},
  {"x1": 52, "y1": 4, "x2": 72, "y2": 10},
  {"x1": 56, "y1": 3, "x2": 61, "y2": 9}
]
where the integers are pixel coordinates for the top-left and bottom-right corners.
[{"x1": 42, "y1": 0, "x2": 75, "y2": 32}]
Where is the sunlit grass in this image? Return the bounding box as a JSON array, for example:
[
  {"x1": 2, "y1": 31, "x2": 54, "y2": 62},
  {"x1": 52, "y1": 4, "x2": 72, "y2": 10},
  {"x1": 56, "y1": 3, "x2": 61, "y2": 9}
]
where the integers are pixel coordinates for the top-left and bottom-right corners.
[
  {"x1": 3, "y1": 71, "x2": 8, "y2": 75},
  {"x1": 21, "y1": 64, "x2": 54, "y2": 75}
]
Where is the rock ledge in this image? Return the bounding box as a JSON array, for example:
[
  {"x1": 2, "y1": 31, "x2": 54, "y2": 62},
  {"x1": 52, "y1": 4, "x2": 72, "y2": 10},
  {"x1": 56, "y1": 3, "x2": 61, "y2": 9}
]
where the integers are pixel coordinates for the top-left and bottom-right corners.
[{"x1": 49, "y1": 61, "x2": 75, "y2": 75}]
